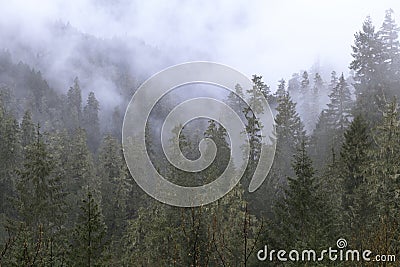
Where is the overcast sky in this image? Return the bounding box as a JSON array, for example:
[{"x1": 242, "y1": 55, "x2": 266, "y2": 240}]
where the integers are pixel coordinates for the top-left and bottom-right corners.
[{"x1": 2, "y1": 0, "x2": 400, "y2": 87}]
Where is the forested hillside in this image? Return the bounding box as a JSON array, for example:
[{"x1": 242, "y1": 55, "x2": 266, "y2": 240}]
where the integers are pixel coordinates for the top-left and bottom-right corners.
[{"x1": 1, "y1": 9, "x2": 400, "y2": 267}]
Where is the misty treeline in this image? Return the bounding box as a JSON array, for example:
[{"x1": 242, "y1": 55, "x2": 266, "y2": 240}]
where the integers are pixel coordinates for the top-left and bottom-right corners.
[{"x1": 0, "y1": 9, "x2": 400, "y2": 267}]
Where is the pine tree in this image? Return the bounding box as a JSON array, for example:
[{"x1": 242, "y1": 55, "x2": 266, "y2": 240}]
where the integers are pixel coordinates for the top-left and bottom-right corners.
[
  {"x1": 16, "y1": 125, "x2": 65, "y2": 229},
  {"x1": 298, "y1": 71, "x2": 315, "y2": 131},
  {"x1": 110, "y1": 106, "x2": 123, "y2": 140},
  {"x1": 65, "y1": 128, "x2": 96, "y2": 193},
  {"x1": 288, "y1": 73, "x2": 301, "y2": 95},
  {"x1": 310, "y1": 73, "x2": 324, "y2": 131},
  {"x1": 83, "y1": 91, "x2": 101, "y2": 152},
  {"x1": 379, "y1": 9, "x2": 400, "y2": 72},
  {"x1": 0, "y1": 98, "x2": 20, "y2": 225},
  {"x1": 364, "y1": 98, "x2": 400, "y2": 256},
  {"x1": 368, "y1": 98, "x2": 400, "y2": 216},
  {"x1": 209, "y1": 185, "x2": 262, "y2": 266},
  {"x1": 256, "y1": 91, "x2": 305, "y2": 217},
  {"x1": 275, "y1": 91, "x2": 305, "y2": 154},
  {"x1": 329, "y1": 70, "x2": 338, "y2": 90},
  {"x1": 66, "y1": 77, "x2": 83, "y2": 131},
  {"x1": 227, "y1": 83, "x2": 245, "y2": 113},
  {"x1": 300, "y1": 71, "x2": 310, "y2": 94},
  {"x1": 98, "y1": 135, "x2": 130, "y2": 243},
  {"x1": 64, "y1": 128, "x2": 97, "y2": 226},
  {"x1": 70, "y1": 187, "x2": 106, "y2": 267},
  {"x1": 311, "y1": 74, "x2": 353, "y2": 170},
  {"x1": 268, "y1": 140, "x2": 331, "y2": 252},
  {"x1": 310, "y1": 110, "x2": 334, "y2": 168},
  {"x1": 274, "y1": 79, "x2": 286, "y2": 101},
  {"x1": 121, "y1": 200, "x2": 181, "y2": 266},
  {"x1": 326, "y1": 73, "x2": 353, "y2": 133},
  {"x1": 379, "y1": 9, "x2": 400, "y2": 100},
  {"x1": 12, "y1": 125, "x2": 67, "y2": 265},
  {"x1": 339, "y1": 115, "x2": 373, "y2": 243},
  {"x1": 243, "y1": 75, "x2": 266, "y2": 165},
  {"x1": 20, "y1": 111, "x2": 35, "y2": 149},
  {"x1": 350, "y1": 16, "x2": 385, "y2": 123}
]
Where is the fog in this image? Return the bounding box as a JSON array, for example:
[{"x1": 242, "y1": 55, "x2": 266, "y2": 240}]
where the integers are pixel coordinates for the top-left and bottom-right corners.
[{"x1": 1, "y1": 0, "x2": 400, "y2": 95}]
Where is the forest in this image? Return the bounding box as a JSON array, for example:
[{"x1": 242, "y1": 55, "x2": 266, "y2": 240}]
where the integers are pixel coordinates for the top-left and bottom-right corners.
[{"x1": 0, "y1": 8, "x2": 400, "y2": 267}]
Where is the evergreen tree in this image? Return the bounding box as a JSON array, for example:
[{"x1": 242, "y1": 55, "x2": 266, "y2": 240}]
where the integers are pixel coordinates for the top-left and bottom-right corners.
[
  {"x1": 326, "y1": 73, "x2": 353, "y2": 133},
  {"x1": 275, "y1": 91, "x2": 305, "y2": 156},
  {"x1": 379, "y1": 9, "x2": 400, "y2": 72},
  {"x1": 69, "y1": 187, "x2": 106, "y2": 267},
  {"x1": 20, "y1": 110, "x2": 35, "y2": 149},
  {"x1": 363, "y1": 98, "x2": 400, "y2": 256},
  {"x1": 339, "y1": 115, "x2": 373, "y2": 243},
  {"x1": 300, "y1": 71, "x2": 310, "y2": 94},
  {"x1": 368, "y1": 99, "x2": 400, "y2": 216},
  {"x1": 83, "y1": 91, "x2": 101, "y2": 152},
  {"x1": 257, "y1": 91, "x2": 305, "y2": 217},
  {"x1": 329, "y1": 70, "x2": 338, "y2": 90},
  {"x1": 66, "y1": 77, "x2": 83, "y2": 131},
  {"x1": 121, "y1": 200, "x2": 181, "y2": 266},
  {"x1": 11, "y1": 125, "x2": 67, "y2": 265},
  {"x1": 350, "y1": 16, "x2": 385, "y2": 123},
  {"x1": 98, "y1": 135, "x2": 130, "y2": 243},
  {"x1": 0, "y1": 98, "x2": 20, "y2": 228},
  {"x1": 110, "y1": 107, "x2": 123, "y2": 140},
  {"x1": 227, "y1": 83, "x2": 245, "y2": 113},
  {"x1": 268, "y1": 140, "x2": 332, "y2": 253},
  {"x1": 16, "y1": 125, "x2": 65, "y2": 229},
  {"x1": 210, "y1": 185, "x2": 262, "y2": 267},
  {"x1": 64, "y1": 128, "x2": 97, "y2": 226},
  {"x1": 310, "y1": 110, "x2": 333, "y2": 168},
  {"x1": 298, "y1": 71, "x2": 314, "y2": 131},
  {"x1": 65, "y1": 128, "x2": 96, "y2": 193},
  {"x1": 275, "y1": 79, "x2": 286, "y2": 100},
  {"x1": 243, "y1": 75, "x2": 266, "y2": 165},
  {"x1": 288, "y1": 73, "x2": 301, "y2": 96},
  {"x1": 379, "y1": 8, "x2": 400, "y2": 100},
  {"x1": 311, "y1": 74, "x2": 353, "y2": 169},
  {"x1": 310, "y1": 73, "x2": 324, "y2": 131}
]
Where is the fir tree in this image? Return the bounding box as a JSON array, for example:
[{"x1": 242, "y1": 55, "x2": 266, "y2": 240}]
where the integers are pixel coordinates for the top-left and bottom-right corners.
[
  {"x1": 379, "y1": 9, "x2": 400, "y2": 71},
  {"x1": 326, "y1": 73, "x2": 353, "y2": 133},
  {"x1": 98, "y1": 135, "x2": 130, "y2": 243},
  {"x1": 227, "y1": 83, "x2": 245, "y2": 113},
  {"x1": 268, "y1": 140, "x2": 331, "y2": 252},
  {"x1": 350, "y1": 16, "x2": 386, "y2": 123},
  {"x1": 339, "y1": 115, "x2": 373, "y2": 242},
  {"x1": 0, "y1": 99, "x2": 20, "y2": 217},
  {"x1": 275, "y1": 79, "x2": 286, "y2": 100},
  {"x1": 66, "y1": 77, "x2": 83, "y2": 131},
  {"x1": 83, "y1": 91, "x2": 100, "y2": 152},
  {"x1": 364, "y1": 98, "x2": 400, "y2": 256},
  {"x1": 16, "y1": 125, "x2": 65, "y2": 229},
  {"x1": 20, "y1": 110, "x2": 35, "y2": 149},
  {"x1": 70, "y1": 187, "x2": 106, "y2": 267},
  {"x1": 379, "y1": 8, "x2": 400, "y2": 99}
]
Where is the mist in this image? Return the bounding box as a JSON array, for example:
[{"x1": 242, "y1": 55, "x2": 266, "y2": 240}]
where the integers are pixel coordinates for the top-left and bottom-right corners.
[
  {"x1": 2, "y1": 1, "x2": 400, "y2": 85},
  {"x1": 1, "y1": 0, "x2": 400, "y2": 130}
]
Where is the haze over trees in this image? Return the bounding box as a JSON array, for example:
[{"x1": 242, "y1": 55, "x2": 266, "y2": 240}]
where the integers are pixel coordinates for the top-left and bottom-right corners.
[{"x1": 1, "y1": 9, "x2": 400, "y2": 267}]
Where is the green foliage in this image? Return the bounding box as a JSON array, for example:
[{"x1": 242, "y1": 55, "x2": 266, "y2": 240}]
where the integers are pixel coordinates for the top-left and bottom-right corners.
[
  {"x1": 83, "y1": 92, "x2": 100, "y2": 152},
  {"x1": 267, "y1": 140, "x2": 337, "y2": 267},
  {"x1": 337, "y1": 115, "x2": 373, "y2": 247},
  {"x1": 69, "y1": 187, "x2": 106, "y2": 267},
  {"x1": 98, "y1": 135, "x2": 131, "y2": 243},
  {"x1": 2, "y1": 9, "x2": 400, "y2": 266}
]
